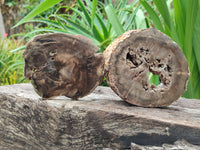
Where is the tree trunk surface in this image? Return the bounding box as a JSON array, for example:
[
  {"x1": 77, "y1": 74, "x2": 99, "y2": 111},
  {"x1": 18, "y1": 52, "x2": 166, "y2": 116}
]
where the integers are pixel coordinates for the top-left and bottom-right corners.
[
  {"x1": 0, "y1": 8, "x2": 6, "y2": 38},
  {"x1": 0, "y1": 83, "x2": 200, "y2": 149}
]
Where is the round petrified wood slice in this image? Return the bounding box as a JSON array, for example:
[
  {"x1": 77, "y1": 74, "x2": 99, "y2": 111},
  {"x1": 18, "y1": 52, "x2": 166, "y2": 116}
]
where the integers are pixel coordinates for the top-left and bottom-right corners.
[
  {"x1": 23, "y1": 33, "x2": 104, "y2": 100},
  {"x1": 104, "y1": 28, "x2": 189, "y2": 107}
]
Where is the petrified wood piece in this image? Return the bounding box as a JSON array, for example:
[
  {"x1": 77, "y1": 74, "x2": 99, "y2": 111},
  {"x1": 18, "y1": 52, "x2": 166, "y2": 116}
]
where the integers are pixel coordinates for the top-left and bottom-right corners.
[
  {"x1": 23, "y1": 33, "x2": 104, "y2": 99},
  {"x1": 104, "y1": 28, "x2": 189, "y2": 107},
  {"x1": 0, "y1": 84, "x2": 200, "y2": 149}
]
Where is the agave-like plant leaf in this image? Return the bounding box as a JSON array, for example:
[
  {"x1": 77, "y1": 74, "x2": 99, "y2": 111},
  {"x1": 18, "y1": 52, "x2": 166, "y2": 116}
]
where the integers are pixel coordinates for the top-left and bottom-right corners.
[
  {"x1": 105, "y1": 4, "x2": 125, "y2": 36},
  {"x1": 140, "y1": 0, "x2": 164, "y2": 32},
  {"x1": 13, "y1": 0, "x2": 63, "y2": 28}
]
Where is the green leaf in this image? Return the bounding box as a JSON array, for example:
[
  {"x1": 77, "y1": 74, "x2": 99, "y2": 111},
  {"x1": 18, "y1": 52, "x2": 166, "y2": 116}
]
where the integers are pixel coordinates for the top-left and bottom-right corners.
[
  {"x1": 184, "y1": 0, "x2": 198, "y2": 67},
  {"x1": 17, "y1": 77, "x2": 27, "y2": 84},
  {"x1": 96, "y1": 14, "x2": 110, "y2": 39},
  {"x1": 65, "y1": 6, "x2": 88, "y2": 25},
  {"x1": 105, "y1": 0, "x2": 112, "y2": 6},
  {"x1": 182, "y1": 79, "x2": 193, "y2": 98},
  {"x1": 153, "y1": 0, "x2": 171, "y2": 29},
  {"x1": 135, "y1": 9, "x2": 147, "y2": 29},
  {"x1": 105, "y1": 4, "x2": 125, "y2": 36},
  {"x1": 13, "y1": 0, "x2": 63, "y2": 28},
  {"x1": 153, "y1": 0, "x2": 179, "y2": 44},
  {"x1": 188, "y1": 57, "x2": 200, "y2": 98},
  {"x1": 193, "y1": 8, "x2": 200, "y2": 72},
  {"x1": 77, "y1": 0, "x2": 91, "y2": 26},
  {"x1": 77, "y1": 0, "x2": 104, "y2": 42},
  {"x1": 91, "y1": 0, "x2": 98, "y2": 29},
  {"x1": 5, "y1": 62, "x2": 24, "y2": 74},
  {"x1": 84, "y1": 0, "x2": 93, "y2": 9},
  {"x1": 54, "y1": 15, "x2": 92, "y2": 36},
  {"x1": 124, "y1": 4, "x2": 140, "y2": 30},
  {"x1": 23, "y1": 19, "x2": 64, "y2": 29},
  {"x1": 140, "y1": 0, "x2": 164, "y2": 32},
  {"x1": 149, "y1": 72, "x2": 160, "y2": 86},
  {"x1": 10, "y1": 46, "x2": 26, "y2": 53},
  {"x1": 183, "y1": 0, "x2": 200, "y2": 99},
  {"x1": 173, "y1": 0, "x2": 186, "y2": 49}
]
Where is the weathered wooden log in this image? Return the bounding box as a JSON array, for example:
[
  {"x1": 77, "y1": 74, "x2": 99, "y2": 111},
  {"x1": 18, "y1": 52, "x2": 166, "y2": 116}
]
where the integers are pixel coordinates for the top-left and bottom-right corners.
[
  {"x1": 0, "y1": 84, "x2": 200, "y2": 149},
  {"x1": 104, "y1": 28, "x2": 189, "y2": 107},
  {"x1": 131, "y1": 139, "x2": 200, "y2": 150},
  {"x1": 23, "y1": 33, "x2": 104, "y2": 100}
]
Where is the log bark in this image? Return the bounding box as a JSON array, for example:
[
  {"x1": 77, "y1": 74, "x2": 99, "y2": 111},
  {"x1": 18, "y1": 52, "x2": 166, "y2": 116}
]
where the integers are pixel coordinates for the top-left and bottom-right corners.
[
  {"x1": 0, "y1": 83, "x2": 200, "y2": 149},
  {"x1": 131, "y1": 139, "x2": 200, "y2": 150},
  {"x1": 23, "y1": 33, "x2": 104, "y2": 100},
  {"x1": 103, "y1": 28, "x2": 189, "y2": 107}
]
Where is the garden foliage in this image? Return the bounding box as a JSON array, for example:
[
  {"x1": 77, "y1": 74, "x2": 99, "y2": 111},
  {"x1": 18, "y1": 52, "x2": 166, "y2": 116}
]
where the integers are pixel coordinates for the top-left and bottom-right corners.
[{"x1": 0, "y1": 39, "x2": 26, "y2": 85}]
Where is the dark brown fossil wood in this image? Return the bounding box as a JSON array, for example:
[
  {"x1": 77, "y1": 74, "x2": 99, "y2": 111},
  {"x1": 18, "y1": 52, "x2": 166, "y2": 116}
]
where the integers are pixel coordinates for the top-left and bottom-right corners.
[
  {"x1": 23, "y1": 33, "x2": 104, "y2": 100},
  {"x1": 103, "y1": 28, "x2": 190, "y2": 107}
]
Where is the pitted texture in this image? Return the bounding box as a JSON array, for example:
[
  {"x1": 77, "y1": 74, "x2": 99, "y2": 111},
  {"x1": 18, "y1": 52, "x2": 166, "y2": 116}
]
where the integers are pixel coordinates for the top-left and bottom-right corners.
[
  {"x1": 103, "y1": 28, "x2": 189, "y2": 107},
  {"x1": 23, "y1": 33, "x2": 104, "y2": 99}
]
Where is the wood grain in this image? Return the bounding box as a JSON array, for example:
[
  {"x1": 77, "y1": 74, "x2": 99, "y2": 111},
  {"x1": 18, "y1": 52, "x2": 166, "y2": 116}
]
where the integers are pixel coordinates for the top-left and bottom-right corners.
[
  {"x1": 104, "y1": 28, "x2": 189, "y2": 107},
  {"x1": 23, "y1": 33, "x2": 104, "y2": 100},
  {"x1": 0, "y1": 84, "x2": 199, "y2": 149}
]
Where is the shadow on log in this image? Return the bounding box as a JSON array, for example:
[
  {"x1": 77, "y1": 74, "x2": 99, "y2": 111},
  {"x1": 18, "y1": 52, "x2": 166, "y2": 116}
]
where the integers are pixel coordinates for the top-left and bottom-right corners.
[{"x1": 0, "y1": 84, "x2": 200, "y2": 149}]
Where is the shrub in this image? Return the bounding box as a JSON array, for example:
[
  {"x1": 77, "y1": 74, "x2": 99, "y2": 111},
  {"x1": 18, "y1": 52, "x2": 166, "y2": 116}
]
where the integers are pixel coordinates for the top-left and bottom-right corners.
[{"x1": 0, "y1": 38, "x2": 27, "y2": 85}]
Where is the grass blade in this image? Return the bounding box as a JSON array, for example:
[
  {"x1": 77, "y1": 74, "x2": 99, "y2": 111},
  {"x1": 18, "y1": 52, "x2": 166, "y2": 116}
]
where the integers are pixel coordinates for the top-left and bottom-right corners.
[
  {"x1": 188, "y1": 57, "x2": 200, "y2": 98},
  {"x1": 173, "y1": 0, "x2": 186, "y2": 49},
  {"x1": 153, "y1": 0, "x2": 179, "y2": 44},
  {"x1": 140, "y1": 0, "x2": 164, "y2": 32},
  {"x1": 193, "y1": 9, "x2": 200, "y2": 72},
  {"x1": 13, "y1": 0, "x2": 62, "y2": 28},
  {"x1": 24, "y1": 19, "x2": 64, "y2": 29},
  {"x1": 54, "y1": 15, "x2": 92, "y2": 36},
  {"x1": 10, "y1": 46, "x2": 26, "y2": 53},
  {"x1": 5, "y1": 62, "x2": 24, "y2": 74},
  {"x1": 77, "y1": 0, "x2": 91, "y2": 26},
  {"x1": 153, "y1": 0, "x2": 171, "y2": 29},
  {"x1": 96, "y1": 14, "x2": 110, "y2": 39},
  {"x1": 105, "y1": 4, "x2": 125, "y2": 36},
  {"x1": 184, "y1": 0, "x2": 198, "y2": 66},
  {"x1": 91, "y1": 0, "x2": 98, "y2": 29},
  {"x1": 66, "y1": 6, "x2": 88, "y2": 25},
  {"x1": 77, "y1": 0, "x2": 104, "y2": 42},
  {"x1": 183, "y1": 0, "x2": 200, "y2": 98},
  {"x1": 135, "y1": 9, "x2": 147, "y2": 29},
  {"x1": 124, "y1": 4, "x2": 140, "y2": 30}
]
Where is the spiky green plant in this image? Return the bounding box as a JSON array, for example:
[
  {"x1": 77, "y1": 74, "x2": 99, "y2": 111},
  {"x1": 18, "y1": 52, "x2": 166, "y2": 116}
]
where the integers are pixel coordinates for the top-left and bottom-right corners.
[
  {"x1": 140, "y1": 0, "x2": 200, "y2": 99},
  {"x1": 13, "y1": 0, "x2": 146, "y2": 51},
  {"x1": 0, "y1": 39, "x2": 28, "y2": 85}
]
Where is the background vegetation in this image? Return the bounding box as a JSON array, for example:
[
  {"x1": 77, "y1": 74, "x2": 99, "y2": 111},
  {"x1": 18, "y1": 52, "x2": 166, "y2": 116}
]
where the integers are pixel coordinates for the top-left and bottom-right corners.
[
  {"x1": 1, "y1": 0, "x2": 200, "y2": 99},
  {"x1": 0, "y1": 38, "x2": 26, "y2": 85}
]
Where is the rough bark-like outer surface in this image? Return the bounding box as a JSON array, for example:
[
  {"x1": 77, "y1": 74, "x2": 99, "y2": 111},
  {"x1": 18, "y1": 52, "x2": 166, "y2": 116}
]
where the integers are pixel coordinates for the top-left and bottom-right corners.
[
  {"x1": 104, "y1": 28, "x2": 189, "y2": 107},
  {"x1": 0, "y1": 84, "x2": 200, "y2": 149},
  {"x1": 23, "y1": 33, "x2": 104, "y2": 100},
  {"x1": 131, "y1": 139, "x2": 200, "y2": 150}
]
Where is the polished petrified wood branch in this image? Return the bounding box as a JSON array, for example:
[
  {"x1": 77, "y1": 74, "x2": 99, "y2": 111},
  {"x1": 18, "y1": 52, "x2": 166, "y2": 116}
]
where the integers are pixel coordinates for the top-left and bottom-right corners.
[
  {"x1": 23, "y1": 33, "x2": 104, "y2": 100},
  {"x1": 103, "y1": 28, "x2": 189, "y2": 107}
]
